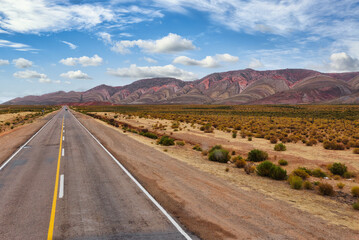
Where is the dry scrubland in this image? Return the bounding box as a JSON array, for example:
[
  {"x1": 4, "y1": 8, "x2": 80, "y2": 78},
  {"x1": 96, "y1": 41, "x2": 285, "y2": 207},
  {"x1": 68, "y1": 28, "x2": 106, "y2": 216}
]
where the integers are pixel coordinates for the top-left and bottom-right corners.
[
  {"x1": 72, "y1": 105, "x2": 359, "y2": 216},
  {"x1": 0, "y1": 105, "x2": 59, "y2": 135}
]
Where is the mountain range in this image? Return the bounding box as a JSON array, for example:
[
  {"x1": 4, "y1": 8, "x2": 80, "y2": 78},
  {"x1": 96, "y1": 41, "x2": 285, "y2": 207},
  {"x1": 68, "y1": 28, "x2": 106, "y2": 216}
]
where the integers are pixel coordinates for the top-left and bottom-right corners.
[{"x1": 5, "y1": 68, "x2": 359, "y2": 105}]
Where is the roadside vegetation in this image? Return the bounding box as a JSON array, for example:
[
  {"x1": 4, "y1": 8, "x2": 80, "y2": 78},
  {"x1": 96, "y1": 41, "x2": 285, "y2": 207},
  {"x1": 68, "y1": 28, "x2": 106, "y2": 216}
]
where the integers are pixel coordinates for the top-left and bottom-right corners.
[{"x1": 71, "y1": 105, "x2": 359, "y2": 211}]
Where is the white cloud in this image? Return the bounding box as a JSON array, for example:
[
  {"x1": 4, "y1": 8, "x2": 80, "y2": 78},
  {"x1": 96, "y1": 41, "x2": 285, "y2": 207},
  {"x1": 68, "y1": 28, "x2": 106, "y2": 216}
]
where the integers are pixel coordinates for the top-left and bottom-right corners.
[
  {"x1": 62, "y1": 41, "x2": 77, "y2": 49},
  {"x1": 111, "y1": 33, "x2": 196, "y2": 54},
  {"x1": 98, "y1": 32, "x2": 112, "y2": 44},
  {"x1": 248, "y1": 59, "x2": 264, "y2": 69},
  {"x1": 60, "y1": 70, "x2": 91, "y2": 79},
  {"x1": 143, "y1": 57, "x2": 157, "y2": 63},
  {"x1": 152, "y1": 0, "x2": 359, "y2": 43},
  {"x1": 64, "y1": 81, "x2": 71, "y2": 84},
  {"x1": 0, "y1": 1, "x2": 163, "y2": 34},
  {"x1": 59, "y1": 54, "x2": 103, "y2": 67},
  {"x1": 173, "y1": 53, "x2": 238, "y2": 68},
  {"x1": 0, "y1": 39, "x2": 34, "y2": 51},
  {"x1": 107, "y1": 64, "x2": 197, "y2": 80},
  {"x1": 13, "y1": 58, "x2": 33, "y2": 68},
  {"x1": 13, "y1": 69, "x2": 51, "y2": 83},
  {"x1": 328, "y1": 52, "x2": 359, "y2": 72},
  {"x1": 0, "y1": 59, "x2": 9, "y2": 66}
]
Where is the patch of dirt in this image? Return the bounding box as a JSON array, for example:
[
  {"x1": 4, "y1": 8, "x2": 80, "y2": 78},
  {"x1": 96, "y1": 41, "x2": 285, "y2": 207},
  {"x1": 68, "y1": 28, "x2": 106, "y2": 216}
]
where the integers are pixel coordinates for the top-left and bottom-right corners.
[{"x1": 75, "y1": 111, "x2": 359, "y2": 240}]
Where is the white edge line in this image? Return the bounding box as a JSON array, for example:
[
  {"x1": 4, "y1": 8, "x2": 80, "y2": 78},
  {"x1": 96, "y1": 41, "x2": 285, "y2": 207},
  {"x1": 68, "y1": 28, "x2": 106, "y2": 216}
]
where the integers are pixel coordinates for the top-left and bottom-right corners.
[
  {"x1": 0, "y1": 112, "x2": 58, "y2": 171},
  {"x1": 59, "y1": 174, "x2": 64, "y2": 198},
  {"x1": 62, "y1": 148, "x2": 65, "y2": 157},
  {"x1": 70, "y1": 111, "x2": 192, "y2": 240}
]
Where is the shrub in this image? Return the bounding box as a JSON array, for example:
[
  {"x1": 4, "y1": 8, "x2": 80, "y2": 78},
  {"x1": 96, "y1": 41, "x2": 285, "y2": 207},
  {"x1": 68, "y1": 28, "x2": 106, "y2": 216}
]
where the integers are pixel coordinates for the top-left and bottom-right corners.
[
  {"x1": 329, "y1": 162, "x2": 347, "y2": 176},
  {"x1": 140, "y1": 131, "x2": 158, "y2": 139},
  {"x1": 351, "y1": 186, "x2": 359, "y2": 197},
  {"x1": 353, "y1": 148, "x2": 359, "y2": 154},
  {"x1": 292, "y1": 168, "x2": 310, "y2": 180},
  {"x1": 343, "y1": 171, "x2": 356, "y2": 179},
  {"x1": 303, "y1": 181, "x2": 313, "y2": 190},
  {"x1": 318, "y1": 183, "x2": 334, "y2": 196},
  {"x1": 269, "y1": 166, "x2": 287, "y2": 180},
  {"x1": 274, "y1": 143, "x2": 286, "y2": 151},
  {"x1": 244, "y1": 162, "x2": 256, "y2": 174},
  {"x1": 337, "y1": 182, "x2": 345, "y2": 189},
  {"x1": 158, "y1": 136, "x2": 175, "y2": 146},
  {"x1": 270, "y1": 137, "x2": 278, "y2": 144},
  {"x1": 247, "y1": 149, "x2": 268, "y2": 162},
  {"x1": 192, "y1": 145, "x2": 202, "y2": 151},
  {"x1": 278, "y1": 159, "x2": 288, "y2": 166},
  {"x1": 176, "y1": 141, "x2": 185, "y2": 146},
  {"x1": 323, "y1": 141, "x2": 345, "y2": 150},
  {"x1": 298, "y1": 167, "x2": 312, "y2": 175},
  {"x1": 256, "y1": 161, "x2": 275, "y2": 177},
  {"x1": 353, "y1": 201, "x2": 359, "y2": 210},
  {"x1": 311, "y1": 168, "x2": 327, "y2": 178},
  {"x1": 208, "y1": 146, "x2": 230, "y2": 163},
  {"x1": 232, "y1": 130, "x2": 237, "y2": 138},
  {"x1": 248, "y1": 136, "x2": 252, "y2": 141},
  {"x1": 233, "y1": 156, "x2": 246, "y2": 168},
  {"x1": 289, "y1": 175, "x2": 303, "y2": 189}
]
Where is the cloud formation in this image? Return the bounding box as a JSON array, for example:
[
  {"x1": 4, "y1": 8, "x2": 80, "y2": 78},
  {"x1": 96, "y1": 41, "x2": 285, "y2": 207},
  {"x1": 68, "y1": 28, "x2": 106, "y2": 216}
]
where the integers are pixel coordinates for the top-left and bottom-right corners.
[
  {"x1": 329, "y1": 52, "x2": 359, "y2": 72},
  {"x1": 60, "y1": 70, "x2": 91, "y2": 79},
  {"x1": 143, "y1": 57, "x2": 157, "y2": 63},
  {"x1": 111, "y1": 33, "x2": 196, "y2": 54},
  {"x1": 0, "y1": 1, "x2": 163, "y2": 34},
  {"x1": 173, "y1": 54, "x2": 238, "y2": 68},
  {"x1": 13, "y1": 58, "x2": 33, "y2": 68},
  {"x1": 62, "y1": 41, "x2": 77, "y2": 49},
  {"x1": 107, "y1": 64, "x2": 197, "y2": 80},
  {"x1": 0, "y1": 39, "x2": 34, "y2": 51},
  {"x1": 248, "y1": 59, "x2": 264, "y2": 69},
  {"x1": 13, "y1": 69, "x2": 51, "y2": 83},
  {"x1": 59, "y1": 54, "x2": 103, "y2": 67},
  {"x1": 0, "y1": 59, "x2": 9, "y2": 66}
]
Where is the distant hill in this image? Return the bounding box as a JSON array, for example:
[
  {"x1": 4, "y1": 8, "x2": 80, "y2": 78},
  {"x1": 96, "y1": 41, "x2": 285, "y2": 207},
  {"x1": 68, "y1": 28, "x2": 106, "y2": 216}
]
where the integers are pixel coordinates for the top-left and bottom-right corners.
[{"x1": 5, "y1": 69, "x2": 359, "y2": 105}]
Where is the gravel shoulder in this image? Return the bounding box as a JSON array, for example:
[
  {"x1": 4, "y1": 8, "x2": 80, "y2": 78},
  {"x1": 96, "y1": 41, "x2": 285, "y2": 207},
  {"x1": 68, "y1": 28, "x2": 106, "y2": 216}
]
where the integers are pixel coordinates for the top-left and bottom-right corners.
[{"x1": 74, "y1": 111, "x2": 359, "y2": 240}]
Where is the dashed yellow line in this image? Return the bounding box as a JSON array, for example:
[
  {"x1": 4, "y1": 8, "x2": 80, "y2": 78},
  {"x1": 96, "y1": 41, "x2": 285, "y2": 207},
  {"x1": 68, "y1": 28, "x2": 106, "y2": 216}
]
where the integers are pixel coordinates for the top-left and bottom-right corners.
[{"x1": 47, "y1": 116, "x2": 64, "y2": 240}]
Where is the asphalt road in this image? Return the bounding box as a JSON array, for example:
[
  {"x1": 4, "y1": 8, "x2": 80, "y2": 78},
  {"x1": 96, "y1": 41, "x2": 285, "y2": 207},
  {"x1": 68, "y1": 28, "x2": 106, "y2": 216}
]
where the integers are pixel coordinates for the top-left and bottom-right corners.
[{"x1": 0, "y1": 108, "x2": 192, "y2": 240}]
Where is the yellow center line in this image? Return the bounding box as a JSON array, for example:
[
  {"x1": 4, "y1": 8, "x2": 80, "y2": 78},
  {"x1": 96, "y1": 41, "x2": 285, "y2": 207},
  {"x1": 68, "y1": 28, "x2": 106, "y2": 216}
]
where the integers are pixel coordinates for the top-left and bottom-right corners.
[{"x1": 47, "y1": 116, "x2": 64, "y2": 240}]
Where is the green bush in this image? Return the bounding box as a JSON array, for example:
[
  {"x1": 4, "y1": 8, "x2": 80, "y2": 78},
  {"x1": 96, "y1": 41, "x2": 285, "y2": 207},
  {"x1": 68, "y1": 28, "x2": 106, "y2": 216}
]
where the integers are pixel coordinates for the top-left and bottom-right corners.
[
  {"x1": 351, "y1": 186, "x2": 359, "y2": 197},
  {"x1": 208, "y1": 145, "x2": 230, "y2": 163},
  {"x1": 318, "y1": 183, "x2": 334, "y2": 196},
  {"x1": 303, "y1": 181, "x2": 313, "y2": 190},
  {"x1": 158, "y1": 136, "x2": 175, "y2": 146},
  {"x1": 329, "y1": 162, "x2": 347, "y2": 176},
  {"x1": 140, "y1": 131, "x2": 158, "y2": 139},
  {"x1": 311, "y1": 168, "x2": 327, "y2": 178},
  {"x1": 289, "y1": 175, "x2": 303, "y2": 189},
  {"x1": 337, "y1": 182, "x2": 345, "y2": 189},
  {"x1": 269, "y1": 166, "x2": 287, "y2": 180},
  {"x1": 256, "y1": 161, "x2": 287, "y2": 180},
  {"x1": 278, "y1": 159, "x2": 288, "y2": 166},
  {"x1": 247, "y1": 149, "x2": 268, "y2": 162},
  {"x1": 292, "y1": 168, "x2": 310, "y2": 180},
  {"x1": 256, "y1": 161, "x2": 275, "y2": 177},
  {"x1": 343, "y1": 171, "x2": 355, "y2": 179},
  {"x1": 176, "y1": 141, "x2": 185, "y2": 146},
  {"x1": 353, "y1": 201, "x2": 359, "y2": 211},
  {"x1": 274, "y1": 143, "x2": 286, "y2": 151},
  {"x1": 192, "y1": 145, "x2": 202, "y2": 151}
]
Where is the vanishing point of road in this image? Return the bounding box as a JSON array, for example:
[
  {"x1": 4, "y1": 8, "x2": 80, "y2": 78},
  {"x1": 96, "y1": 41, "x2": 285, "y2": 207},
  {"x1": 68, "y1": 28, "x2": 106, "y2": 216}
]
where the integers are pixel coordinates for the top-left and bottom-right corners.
[{"x1": 0, "y1": 108, "x2": 194, "y2": 240}]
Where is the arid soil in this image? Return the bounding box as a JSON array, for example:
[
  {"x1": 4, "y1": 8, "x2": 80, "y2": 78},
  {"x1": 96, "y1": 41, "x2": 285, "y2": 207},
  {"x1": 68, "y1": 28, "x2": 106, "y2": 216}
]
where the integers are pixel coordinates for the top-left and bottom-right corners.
[
  {"x1": 0, "y1": 111, "x2": 58, "y2": 165},
  {"x1": 75, "y1": 111, "x2": 359, "y2": 240}
]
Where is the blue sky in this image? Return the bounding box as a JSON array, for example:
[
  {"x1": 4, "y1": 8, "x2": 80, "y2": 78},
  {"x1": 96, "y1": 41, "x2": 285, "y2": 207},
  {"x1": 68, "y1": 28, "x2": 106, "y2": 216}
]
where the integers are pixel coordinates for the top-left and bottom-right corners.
[{"x1": 0, "y1": 0, "x2": 359, "y2": 102}]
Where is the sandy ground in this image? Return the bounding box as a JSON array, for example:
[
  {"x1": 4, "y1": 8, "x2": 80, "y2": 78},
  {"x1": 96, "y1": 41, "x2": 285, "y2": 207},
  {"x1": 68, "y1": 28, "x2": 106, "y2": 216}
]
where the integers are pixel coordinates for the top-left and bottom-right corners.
[
  {"x1": 78, "y1": 111, "x2": 359, "y2": 239},
  {"x1": 0, "y1": 112, "x2": 33, "y2": 122},
  {"x1": 0, "y1": 111, "x2": 58, "y2": 166}
]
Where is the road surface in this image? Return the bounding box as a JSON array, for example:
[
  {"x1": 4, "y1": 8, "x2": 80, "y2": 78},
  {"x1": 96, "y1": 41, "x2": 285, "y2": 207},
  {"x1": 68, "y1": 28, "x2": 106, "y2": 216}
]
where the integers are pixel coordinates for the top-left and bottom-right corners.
[{"x1": 0, "y1": 108, "x2": 193, "y2": 240}]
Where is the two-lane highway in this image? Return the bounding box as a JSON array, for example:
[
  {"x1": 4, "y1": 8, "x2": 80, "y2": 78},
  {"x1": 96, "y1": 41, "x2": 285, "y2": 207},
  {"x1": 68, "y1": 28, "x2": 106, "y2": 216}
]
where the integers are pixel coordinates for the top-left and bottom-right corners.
[{"x1": 0, "y1": 108, "x2": 193, "y2": 240}]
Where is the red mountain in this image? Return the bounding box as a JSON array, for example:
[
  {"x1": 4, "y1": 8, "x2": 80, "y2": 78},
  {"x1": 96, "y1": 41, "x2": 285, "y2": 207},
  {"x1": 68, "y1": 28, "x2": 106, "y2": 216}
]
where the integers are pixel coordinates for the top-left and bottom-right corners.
[{"x1": 5, "y1": 69, "x2": 359, "y2": 105}]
